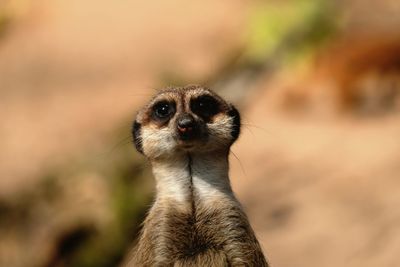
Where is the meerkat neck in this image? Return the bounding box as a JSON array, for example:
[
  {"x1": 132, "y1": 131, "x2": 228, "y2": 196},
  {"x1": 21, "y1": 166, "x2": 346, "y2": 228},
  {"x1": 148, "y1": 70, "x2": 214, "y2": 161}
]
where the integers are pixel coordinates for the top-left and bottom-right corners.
[{"x1": 150, "y1": 152, "x2": 233, "y2": 208}]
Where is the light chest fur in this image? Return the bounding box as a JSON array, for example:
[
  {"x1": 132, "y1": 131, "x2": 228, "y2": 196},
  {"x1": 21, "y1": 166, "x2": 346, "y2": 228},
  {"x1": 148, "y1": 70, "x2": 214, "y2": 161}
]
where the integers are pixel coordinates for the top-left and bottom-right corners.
[{"x1": 126, "y1": 153, "x2": 267, "y2": 267}]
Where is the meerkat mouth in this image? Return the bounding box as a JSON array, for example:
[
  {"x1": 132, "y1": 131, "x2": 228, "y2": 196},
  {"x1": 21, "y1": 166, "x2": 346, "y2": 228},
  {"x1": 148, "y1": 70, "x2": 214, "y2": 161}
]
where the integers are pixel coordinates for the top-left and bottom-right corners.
[{"x1": 175, "y1": 118, "x2": 206, "y2": 150}]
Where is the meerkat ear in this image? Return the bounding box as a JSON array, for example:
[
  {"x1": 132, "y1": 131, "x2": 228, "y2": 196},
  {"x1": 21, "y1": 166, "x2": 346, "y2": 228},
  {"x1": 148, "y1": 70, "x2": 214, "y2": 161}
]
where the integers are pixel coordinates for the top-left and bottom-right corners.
[
  {"x1": 228, "y1": 105, "x2": 241, "y2": 142},
  {"x1": 132, "y1": 121, "x2": 144, "y2": 154}
]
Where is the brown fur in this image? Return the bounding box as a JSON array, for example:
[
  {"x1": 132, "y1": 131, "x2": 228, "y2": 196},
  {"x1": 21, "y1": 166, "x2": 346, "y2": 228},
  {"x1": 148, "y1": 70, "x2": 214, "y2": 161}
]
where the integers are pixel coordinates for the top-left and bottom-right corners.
[
  {"x1": 130, "y1": 197, "x2": 267, "y2": 266},
  {"x1": 125, "y1": 85, "x2": 268, "y2": 266}
]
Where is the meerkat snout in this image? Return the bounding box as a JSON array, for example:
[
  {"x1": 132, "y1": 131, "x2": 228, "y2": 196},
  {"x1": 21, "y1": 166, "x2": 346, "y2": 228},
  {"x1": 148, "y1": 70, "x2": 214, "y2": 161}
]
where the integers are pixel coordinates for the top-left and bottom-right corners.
[
  {"x1": 132, "y1": 85, "x2": 241, "y2": 158},
  {"x1": 176, "y1": 114, "x2": 198, "y2": 140}
]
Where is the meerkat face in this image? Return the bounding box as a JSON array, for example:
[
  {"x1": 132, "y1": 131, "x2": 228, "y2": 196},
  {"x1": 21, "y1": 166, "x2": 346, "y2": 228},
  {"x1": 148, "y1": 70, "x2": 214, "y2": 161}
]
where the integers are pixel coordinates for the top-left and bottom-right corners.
[{"x1": 132, "y1": 85, "x2": 240, "y2": 159}]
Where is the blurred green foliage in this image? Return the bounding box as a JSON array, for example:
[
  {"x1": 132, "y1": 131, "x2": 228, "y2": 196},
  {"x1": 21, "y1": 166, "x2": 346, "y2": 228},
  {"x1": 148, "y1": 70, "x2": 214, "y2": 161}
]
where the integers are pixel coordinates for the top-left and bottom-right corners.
[
  {"x1": 163, "y1": 0, "x2": 341, "y2": 91},
  {"x1": 245, "y1": 0, "x2": 340, "y2": 65}
]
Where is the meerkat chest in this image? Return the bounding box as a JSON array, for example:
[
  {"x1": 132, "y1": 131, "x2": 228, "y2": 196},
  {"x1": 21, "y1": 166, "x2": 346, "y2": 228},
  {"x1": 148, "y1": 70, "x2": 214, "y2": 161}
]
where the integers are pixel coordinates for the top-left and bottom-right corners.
[
  {"x1": 149, "y1": 155, "x2": 246, "y2": 259},
  {"x1": 150, "y1": 195, "x2": 245, "y2": 261}
]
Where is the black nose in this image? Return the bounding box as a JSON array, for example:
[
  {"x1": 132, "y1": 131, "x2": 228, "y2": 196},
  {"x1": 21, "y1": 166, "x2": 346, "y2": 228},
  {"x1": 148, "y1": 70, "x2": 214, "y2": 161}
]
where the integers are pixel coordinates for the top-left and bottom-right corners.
[
  {"x1": 177, "y1": 114, "x2": 199, "y2": 140},
  {"x1": 177, "y1": 115, "x2": 195, "y2": 132}
]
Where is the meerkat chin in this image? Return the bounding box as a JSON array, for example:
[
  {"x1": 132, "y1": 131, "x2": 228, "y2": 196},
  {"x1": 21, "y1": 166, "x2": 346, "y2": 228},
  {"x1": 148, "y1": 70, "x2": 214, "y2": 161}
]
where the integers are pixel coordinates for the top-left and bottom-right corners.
[{"x1": 125, "y1": 85, "x2": 268, "y2": 267}]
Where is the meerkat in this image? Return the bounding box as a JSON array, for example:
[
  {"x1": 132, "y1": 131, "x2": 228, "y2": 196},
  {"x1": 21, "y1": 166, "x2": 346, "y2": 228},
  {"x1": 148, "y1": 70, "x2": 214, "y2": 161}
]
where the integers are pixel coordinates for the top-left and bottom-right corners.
[{"x1": 125, "y1": 85, "x2": 268, "y2": 266}]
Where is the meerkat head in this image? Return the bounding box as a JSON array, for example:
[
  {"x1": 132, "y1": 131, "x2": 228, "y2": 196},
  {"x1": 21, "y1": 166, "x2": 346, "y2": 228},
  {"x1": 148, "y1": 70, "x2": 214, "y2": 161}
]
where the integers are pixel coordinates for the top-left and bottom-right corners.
[{"x1": 132, "y1": 85, "x2": 240, "y2": 159}]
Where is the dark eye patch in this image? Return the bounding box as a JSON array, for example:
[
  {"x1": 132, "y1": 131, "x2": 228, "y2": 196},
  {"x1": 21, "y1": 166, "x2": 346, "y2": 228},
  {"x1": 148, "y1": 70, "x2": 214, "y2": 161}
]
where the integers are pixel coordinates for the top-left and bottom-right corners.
[
  {"x1": 190, "y1": 95, "x2": 220, "y2": 120},
  {"x1": 151, "y1": 101, "x2": 176, "y2": 122}
]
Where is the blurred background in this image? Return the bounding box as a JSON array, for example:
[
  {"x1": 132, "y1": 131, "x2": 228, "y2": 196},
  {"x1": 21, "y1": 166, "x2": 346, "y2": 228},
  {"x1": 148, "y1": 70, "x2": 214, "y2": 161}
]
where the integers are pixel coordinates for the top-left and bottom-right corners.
[{"x1": 1, "y1": 0, "x2": 400, "y2": 266}]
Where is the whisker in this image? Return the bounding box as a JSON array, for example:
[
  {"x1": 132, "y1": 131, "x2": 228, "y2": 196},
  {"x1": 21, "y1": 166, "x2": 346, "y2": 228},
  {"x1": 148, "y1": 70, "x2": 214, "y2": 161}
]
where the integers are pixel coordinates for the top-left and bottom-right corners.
[
  {"x1": 241, "y1": 124, "x2": 255, "y2": 138},
  {"x1": 104, "y1": 135, "x2": 134, "y2": 156},
  {"x1": 241, "y1": 123, "x2": 274, "y2": 135},
  {"x1": 230, "y1": 149, "x2": 247, "y2": 178}
]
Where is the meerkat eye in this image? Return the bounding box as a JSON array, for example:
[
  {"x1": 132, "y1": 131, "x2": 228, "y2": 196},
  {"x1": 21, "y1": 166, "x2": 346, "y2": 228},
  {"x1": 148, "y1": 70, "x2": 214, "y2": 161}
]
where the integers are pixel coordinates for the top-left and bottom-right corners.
[
  {"x1": 190, "y1": 95, "x2": 220, "y2": 119},
  {"x1": 152, "y1": 101, "x2": 175, "y2": 119}
]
